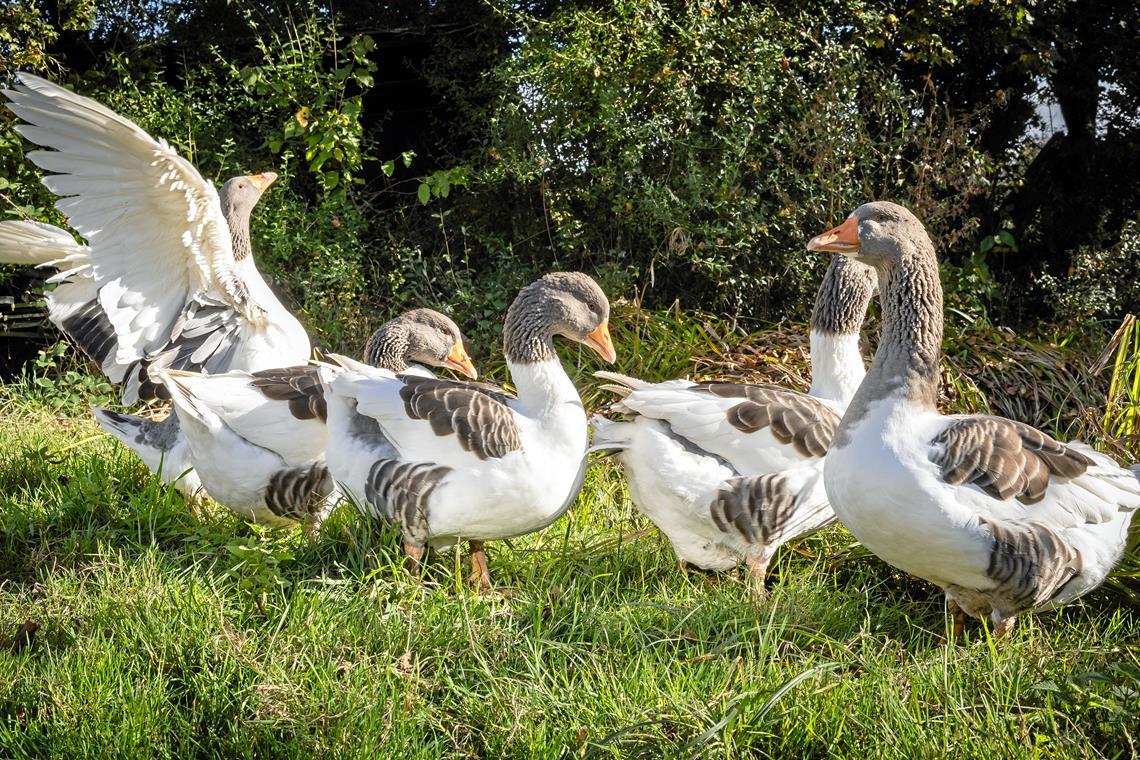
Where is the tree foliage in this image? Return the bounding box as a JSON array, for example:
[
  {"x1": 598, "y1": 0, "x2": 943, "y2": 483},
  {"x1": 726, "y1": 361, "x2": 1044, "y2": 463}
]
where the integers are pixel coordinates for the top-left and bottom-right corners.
[{"x1": 1, "y1": 0, "x2": 1138, "y2": 365}]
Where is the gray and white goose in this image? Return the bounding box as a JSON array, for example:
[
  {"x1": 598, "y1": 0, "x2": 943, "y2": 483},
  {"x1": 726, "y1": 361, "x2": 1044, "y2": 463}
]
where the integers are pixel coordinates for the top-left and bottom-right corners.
[
  {"x1": 3, "y1": 73, "x2": 309, "y2": 403},
  {"x1": 93, "y1": 309, "x2": 476, "y2": 527},
  {"x1": 811, "y1": 201, "x2": 1140, "y2": 637},
  {"x1": 590, "y1": 256, "x2": 876, "y2": 589},
  {"x1": 324, "y1": 272, "x2": 616, "y2": 590}
]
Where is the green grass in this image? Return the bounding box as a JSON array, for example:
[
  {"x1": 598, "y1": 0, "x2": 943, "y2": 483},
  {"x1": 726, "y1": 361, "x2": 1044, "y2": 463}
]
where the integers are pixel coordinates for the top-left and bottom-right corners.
[{"x1": 2, "y1": 317, "x2": 1140, "y2": 758}]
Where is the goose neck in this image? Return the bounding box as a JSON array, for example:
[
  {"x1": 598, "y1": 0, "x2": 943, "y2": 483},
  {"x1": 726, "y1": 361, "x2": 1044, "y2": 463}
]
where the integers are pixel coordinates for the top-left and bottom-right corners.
[
  {"x1": 507, "y1": 359, "x2": 583, "y2": 419},
  {"x1": 838, "y1": 246, "x2": 942, "y2": 439},
  {"x1": 227, "y1": 206, "x2": 254, "y2": 262},
  {"x1": 363, "y1": 325, "x2": 409, "y2": 373},
  {"x1": 503, "y1": 302, "x2": 557, "y2": 365},
  {"x1": 808, "y1": 330, "x2": 865, "y2": 406}
]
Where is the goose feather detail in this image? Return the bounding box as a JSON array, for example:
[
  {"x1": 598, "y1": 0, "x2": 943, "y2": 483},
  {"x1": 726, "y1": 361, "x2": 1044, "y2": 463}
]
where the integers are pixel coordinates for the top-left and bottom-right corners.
[
  {"x1": 590, "y1": 256, "x2": 877, "y2": 584},
  {"x1": 323, "y1": 273, "x2": 615, "y2": 589}
]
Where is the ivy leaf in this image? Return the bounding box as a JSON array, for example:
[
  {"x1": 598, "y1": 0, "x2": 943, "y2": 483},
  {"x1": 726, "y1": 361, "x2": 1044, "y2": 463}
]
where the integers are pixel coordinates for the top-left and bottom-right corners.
[
  {"x1": 381, "y1": 160, "x2": 395, "y2": 177},
  {"x1": 417, "y1": 183, "x2": 431, "y2": 205}
]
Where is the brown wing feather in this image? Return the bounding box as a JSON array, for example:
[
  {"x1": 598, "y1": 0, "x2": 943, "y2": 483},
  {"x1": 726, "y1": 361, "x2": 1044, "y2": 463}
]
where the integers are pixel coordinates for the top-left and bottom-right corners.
[
  {"x1": 250, "y1": 365, "x2": 327, "y2": 422},
  {"x1": 930, "y1": 417, "x2": 1093, "y2": 505},
  {"x1": 398, "y1": 376, "x2": 522, "y2": 460},
  {"x1": 692, "y1": 383, "x2": 840, "y2": 458}
]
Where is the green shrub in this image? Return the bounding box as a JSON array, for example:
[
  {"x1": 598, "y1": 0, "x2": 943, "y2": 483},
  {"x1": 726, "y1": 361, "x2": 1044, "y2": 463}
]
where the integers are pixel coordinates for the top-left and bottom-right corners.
[{"x1": 456, "y1": 0, "x2": 992, "y2": 323}]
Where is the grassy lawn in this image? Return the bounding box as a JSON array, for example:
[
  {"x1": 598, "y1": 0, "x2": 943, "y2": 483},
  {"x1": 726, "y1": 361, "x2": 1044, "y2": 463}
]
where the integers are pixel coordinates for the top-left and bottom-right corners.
[{"x1": 1, "y1": 325, "x2": 1139, "y2": 758}]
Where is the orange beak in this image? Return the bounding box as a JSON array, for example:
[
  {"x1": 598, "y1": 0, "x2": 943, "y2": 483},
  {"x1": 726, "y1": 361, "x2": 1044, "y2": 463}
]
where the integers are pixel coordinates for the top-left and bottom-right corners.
[
  {"x1": 584, "y1": 320, "x2": 617, "y2": 364},
  {"x1": 444, "y1": 340, "x2": 478, "y2": 379},
  {"x1": 807, "y1": 215, "x2": 861, "y2": 253},
  {"x1": 248, "y1": 172, "x2": 279, "y2": 192}
]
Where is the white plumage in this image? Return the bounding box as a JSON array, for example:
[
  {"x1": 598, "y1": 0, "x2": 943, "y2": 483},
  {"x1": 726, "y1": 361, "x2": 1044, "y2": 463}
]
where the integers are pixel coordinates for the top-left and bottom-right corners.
[
  {"x1": 3, "y1": 73, "x2": 310, "y2": 403},
  {"x1": 326, "y1": 359, "x2": 589, "y2": 548},
  {"x1": 91, "y1": 310, "x2": 474, "y2": 528},
  {"x1": 150, "y1": 364, "x2": 339, "y2": 528},
  {"x1": 812, "y1": 200, "x2": 1140, "y2": 636},
  {"x1": 591, "y1": 257, "x2": 877, "y2": 585},
  {"x1": 322, "y1": 272, "x2": 614, "y2": 589}
]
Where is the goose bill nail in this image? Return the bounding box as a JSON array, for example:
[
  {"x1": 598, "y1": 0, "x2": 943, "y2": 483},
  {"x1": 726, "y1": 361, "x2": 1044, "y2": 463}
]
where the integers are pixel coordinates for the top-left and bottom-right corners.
[
  {"x1": 248, "y1": 172, "x2": 279, "y2": 191},
  {"x1": 445, "y1": 342, "x2": 478, "y2": 379},
  {"x1": 585, "y1": 321, "x2": 617, "y2": 363},
  {"x1": 807, "y1": 216, "x2": 860, "y2": 253}
]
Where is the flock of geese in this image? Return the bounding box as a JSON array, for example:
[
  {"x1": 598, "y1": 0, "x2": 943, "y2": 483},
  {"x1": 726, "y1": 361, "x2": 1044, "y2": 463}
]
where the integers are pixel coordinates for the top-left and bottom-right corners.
[{"x1": 3, "y1": 73, "x2": 1139, "y2": 637}]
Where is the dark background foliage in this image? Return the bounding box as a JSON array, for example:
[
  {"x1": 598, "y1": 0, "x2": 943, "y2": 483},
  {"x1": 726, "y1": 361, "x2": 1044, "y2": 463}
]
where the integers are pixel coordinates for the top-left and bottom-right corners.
[{"x1": 1, "y1": 0, "x2": 1139, "y2": 370}]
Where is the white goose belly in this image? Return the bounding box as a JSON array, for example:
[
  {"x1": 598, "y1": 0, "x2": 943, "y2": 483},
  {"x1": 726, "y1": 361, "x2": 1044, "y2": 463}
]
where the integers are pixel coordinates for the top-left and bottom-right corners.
[
  {"x1": 619, "y1": 421, "x2": 742, "y2": 570},
  {"x1": 425, "y1": 422, "x2": 588, "y2": 546},
  {"x1": 824, "y1": 403, "x2": 992, "y2": 590}
]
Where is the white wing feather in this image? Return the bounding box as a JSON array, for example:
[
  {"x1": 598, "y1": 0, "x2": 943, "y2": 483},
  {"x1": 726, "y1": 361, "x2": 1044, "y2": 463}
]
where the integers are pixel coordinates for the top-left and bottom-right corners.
[
  {"x1": 607, "y1": 380, "x2": 813, "y2": 474},
  {"x1": 5, "y1": 73, "x2": 266, "y2": 368},
  {"x1": 158, "y1": 368, "x2": 328, "y2": 466}
]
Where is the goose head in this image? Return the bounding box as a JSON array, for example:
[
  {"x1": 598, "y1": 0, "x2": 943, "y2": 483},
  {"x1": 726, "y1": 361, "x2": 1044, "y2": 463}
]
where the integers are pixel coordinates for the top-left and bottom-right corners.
[
  {"x1": 504, "y1": 272, "x2": 617, "y2": 364},
  {"x1": 806, "y1": 201, "x2": 930, "y2": 270},
  {"x1": 364, "y1": 308, "x2": 477, "y2": 378},
  {"x1": 218, "y1": 172, "x2": 278, "y2": 222}
]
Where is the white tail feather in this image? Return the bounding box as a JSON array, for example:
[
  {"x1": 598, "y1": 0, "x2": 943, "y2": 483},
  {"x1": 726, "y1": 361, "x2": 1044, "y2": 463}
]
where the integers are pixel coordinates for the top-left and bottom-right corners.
[
  {"x1": 0, "y1": 219, "x2": 89, "y2": 268},
  {"x1": 593, "y1": 370, "x2": 652, "y2": 398},
  {"x1": 589, "y1": 414, "x2": 634, "y2": 453}
]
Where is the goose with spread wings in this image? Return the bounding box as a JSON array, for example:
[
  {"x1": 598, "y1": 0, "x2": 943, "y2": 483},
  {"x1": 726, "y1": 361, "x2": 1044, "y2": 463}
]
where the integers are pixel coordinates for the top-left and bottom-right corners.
[
  {"x1": 810, "y1": 201, "x2": 1140, "y2": 638},
  {"x1": 2, "y1": 73, "x2": 309, "y2": 403},
  {"x1": 590, "y1": 256, "x2": 876, "y2": 590},
  {"x1": 324, "y1": 273, "x2": 617, "y2": 590},
  {"x1": 94, "y1": 309, "x2": 477, "y2": 527}
]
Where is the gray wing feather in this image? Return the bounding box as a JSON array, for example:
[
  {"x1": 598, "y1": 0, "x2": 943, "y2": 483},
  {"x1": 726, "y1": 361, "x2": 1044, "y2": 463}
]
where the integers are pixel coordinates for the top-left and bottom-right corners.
[
  {"x1": 692, "y1": 383, "x2": 840, "y2": 458},
  {"x1": 398, "y1": 376, "x2": 522, "y2": 460},
  {"x1": 265, "y1": 463, "x2": 334, "y2": 522},
  {"x1": 930, "y1": 417, "x2": 1093, "y2": 504},
  {"x1": 250, "y1": 365, "x2": 327, "y2": 422},
  {"x1": 122, "y1": 294, "x2": 244, "y2": 403},
  {"x1": 979, "y1": 517, "x2": 1084, "y2": 612},
  {"x1": 363, "y1": 459, "x2": 452, "y2": 545},
  {"x1": 710, "y1": 473, "x2": 800, "y2": 545}
]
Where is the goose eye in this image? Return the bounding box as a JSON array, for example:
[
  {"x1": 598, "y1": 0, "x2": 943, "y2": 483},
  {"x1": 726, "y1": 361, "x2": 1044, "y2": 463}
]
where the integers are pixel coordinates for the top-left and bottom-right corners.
[{"x1": 874, "y1": 212, "x2": 887, "y2": 222}]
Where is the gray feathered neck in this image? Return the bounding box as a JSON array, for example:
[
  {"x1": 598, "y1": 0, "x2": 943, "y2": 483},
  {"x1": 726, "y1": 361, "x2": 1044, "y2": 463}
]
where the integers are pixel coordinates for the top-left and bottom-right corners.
[
  {"x1": 217, "y1": 180, "x2": 257, "y2": 262},
  {"x1": 810, "y1": 256, "x2": 876, "y2": 335},
  {"x1": 363, "y1": 323, "x2": 411, "y2": 373},
  {"x1": 833, "y1": 222, "x2": 943, "y2": 446},
  {"x1": 503, "y1": 279, "x2": 560, "y2": 364}
]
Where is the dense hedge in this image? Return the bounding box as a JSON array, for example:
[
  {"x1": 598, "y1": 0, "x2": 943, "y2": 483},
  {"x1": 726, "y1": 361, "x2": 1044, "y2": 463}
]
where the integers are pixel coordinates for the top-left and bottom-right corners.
[{"x1": 1, "y1": 0, "x2": 1138, "y2": 355}]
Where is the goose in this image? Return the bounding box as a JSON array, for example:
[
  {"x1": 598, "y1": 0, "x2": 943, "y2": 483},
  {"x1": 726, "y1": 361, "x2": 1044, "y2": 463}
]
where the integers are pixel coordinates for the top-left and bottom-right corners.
[
  {"x1": 93, "y1": 309, "x2": 477, "y2": 527},
  {"x1": 323, "y1": 272, "x2": 616, "y2": 590},
  {"x1": 4, "y1": 73, "x2": 309, "y2": 403},
  {"x1": 0, "y1": 172, "x2": 273, "y2": 400},
  {"x1": 589, "y1": 256, "x2": 876, "y2": 589},
  {"x1": 809, "y1": 201, "x2": 1140, "y2": 637}
]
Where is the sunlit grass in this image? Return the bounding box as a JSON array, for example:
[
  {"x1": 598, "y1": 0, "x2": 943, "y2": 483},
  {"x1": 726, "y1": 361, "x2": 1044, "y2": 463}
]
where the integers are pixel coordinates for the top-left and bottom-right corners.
[{"x1": 2, "y1": 314, "x2": 1140, "y2": 756}]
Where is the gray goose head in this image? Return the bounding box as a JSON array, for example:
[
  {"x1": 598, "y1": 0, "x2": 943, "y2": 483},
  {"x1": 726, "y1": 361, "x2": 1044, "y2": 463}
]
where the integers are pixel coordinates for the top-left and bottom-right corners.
[
  {"x1": 217, "y1": 172, "x2": 277, "y2": 260},
  {"x1": 806, "y1": 201, "x2": 933, "y2": 271},
  {"x1": 363, "y1": 308, "x2": 477, "y2": 378},
  {"x1": 503, "y1": 272, "x2": 617, "y2": 364}
]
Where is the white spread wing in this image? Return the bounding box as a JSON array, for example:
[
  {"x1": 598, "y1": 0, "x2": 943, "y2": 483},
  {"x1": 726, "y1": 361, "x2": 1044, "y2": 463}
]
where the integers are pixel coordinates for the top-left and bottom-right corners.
[
  {"x1": 5, "y1": 73, "x2": 265, "y2": 369},
  {"x1": 0, "y1": 219, "x2": 131, "y2": 380}
]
